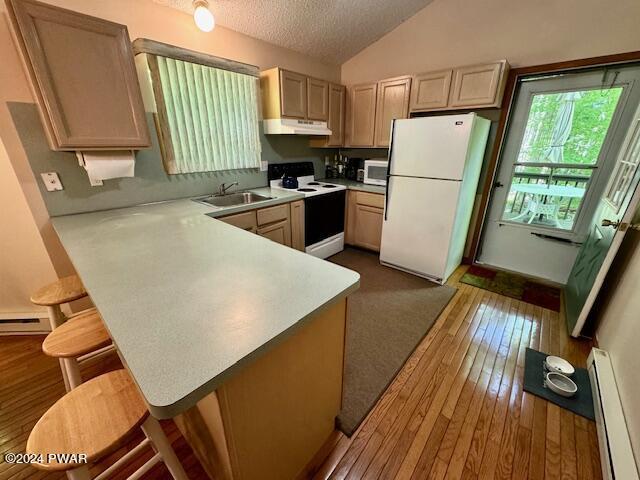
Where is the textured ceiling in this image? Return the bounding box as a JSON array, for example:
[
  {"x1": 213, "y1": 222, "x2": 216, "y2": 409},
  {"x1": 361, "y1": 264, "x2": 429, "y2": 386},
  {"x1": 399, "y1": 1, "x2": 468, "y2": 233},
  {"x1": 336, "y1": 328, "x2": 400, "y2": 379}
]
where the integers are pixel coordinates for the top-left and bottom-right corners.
[{"x1": 153, "y1": 0, "x2": 434, "y2": 64}]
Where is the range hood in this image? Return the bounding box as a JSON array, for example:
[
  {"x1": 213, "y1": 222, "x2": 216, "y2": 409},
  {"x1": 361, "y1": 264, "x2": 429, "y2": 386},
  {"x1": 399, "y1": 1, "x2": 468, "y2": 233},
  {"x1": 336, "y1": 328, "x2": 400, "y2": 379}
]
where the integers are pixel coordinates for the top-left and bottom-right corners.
[{"x1": 263, "y1": 118, "x2": 332, "y2": 136}]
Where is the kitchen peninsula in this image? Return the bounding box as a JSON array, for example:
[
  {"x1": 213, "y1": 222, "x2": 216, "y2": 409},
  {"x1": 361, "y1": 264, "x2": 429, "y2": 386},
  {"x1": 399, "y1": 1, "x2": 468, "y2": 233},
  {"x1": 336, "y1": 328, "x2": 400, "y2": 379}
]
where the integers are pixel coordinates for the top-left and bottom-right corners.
[{"x1": 51, "y1": 193, "x2": 360, "y2": 480}]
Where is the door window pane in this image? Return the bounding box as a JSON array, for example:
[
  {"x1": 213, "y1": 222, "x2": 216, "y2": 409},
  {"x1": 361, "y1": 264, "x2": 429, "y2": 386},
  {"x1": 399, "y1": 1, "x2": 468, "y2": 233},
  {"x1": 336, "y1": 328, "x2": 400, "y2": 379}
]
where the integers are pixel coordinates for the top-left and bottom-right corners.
[{"x1": 502, "y1": 87, "x2": 623, "y2": 230}]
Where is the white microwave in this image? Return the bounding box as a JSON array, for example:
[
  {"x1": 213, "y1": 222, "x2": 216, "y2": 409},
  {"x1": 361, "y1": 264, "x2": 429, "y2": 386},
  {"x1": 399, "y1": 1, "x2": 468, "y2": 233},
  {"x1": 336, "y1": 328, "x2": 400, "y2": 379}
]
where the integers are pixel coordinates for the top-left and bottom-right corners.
[{"x1": 363, "y1": 159, "x2": 388, "y2": 186}]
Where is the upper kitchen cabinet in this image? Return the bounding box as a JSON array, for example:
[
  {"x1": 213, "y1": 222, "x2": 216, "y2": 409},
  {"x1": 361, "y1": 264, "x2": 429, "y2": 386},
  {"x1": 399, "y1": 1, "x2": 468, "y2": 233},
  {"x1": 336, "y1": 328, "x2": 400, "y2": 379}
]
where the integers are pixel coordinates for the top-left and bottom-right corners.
[
  {"x1": 410, "y1": 60, "x2": 509, "y2": 113},
  {"x1": 374, "y1": 76, "x2": 411, "y2": 147},
  {"x1": 345, "y1": 82, "x2": 378, "y2": 147},
  {"x1": 280, "y1": 70, "x2": 307, "y2": 118},
  {"x1": 307, "y1": 77, "x2": 329, "y2": 121},
  {"x1": 6, "y1": 0, "x2": 150, "y2": 151},
  {"x1": 410, "y1": 69, "x2": 453, "y2": 111},
  {"x1": 309, "y1": 83, "x2": 345, "y2": 148},
  {"x1": 261, "y1": 67, "x2": 332, "y2": 121},
  {"x1": 449, "y1": 61, "x2": 509, "y2": 108}
]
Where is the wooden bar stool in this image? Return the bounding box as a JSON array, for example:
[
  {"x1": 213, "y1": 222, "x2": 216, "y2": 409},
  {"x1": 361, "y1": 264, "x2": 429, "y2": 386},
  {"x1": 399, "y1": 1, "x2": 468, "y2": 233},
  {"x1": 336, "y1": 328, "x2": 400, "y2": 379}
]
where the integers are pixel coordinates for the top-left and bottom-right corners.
[
  {"x1": 30, "y1": 275, "x2": 88, "y2": 329},
  {"x1": 26, "y1": 369, "x2": 188, "y2": 480},
  {"x1": 42, "y1": 309, "x2": 112, "y2": 390},
  {"x1": 31, "y1": 275, "x2": 88, "y2": 391}
]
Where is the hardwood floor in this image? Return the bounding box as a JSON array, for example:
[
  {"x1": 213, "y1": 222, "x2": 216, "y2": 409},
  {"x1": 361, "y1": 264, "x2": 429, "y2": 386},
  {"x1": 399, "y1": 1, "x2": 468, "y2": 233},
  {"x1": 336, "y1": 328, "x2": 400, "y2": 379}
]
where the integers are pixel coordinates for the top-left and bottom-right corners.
[
  {"x1": 312, "y1": 267, "x2": 600, "y2": 480},
  {"x1": 0, "y1": 266, "x2": 600, "y2": 480}
]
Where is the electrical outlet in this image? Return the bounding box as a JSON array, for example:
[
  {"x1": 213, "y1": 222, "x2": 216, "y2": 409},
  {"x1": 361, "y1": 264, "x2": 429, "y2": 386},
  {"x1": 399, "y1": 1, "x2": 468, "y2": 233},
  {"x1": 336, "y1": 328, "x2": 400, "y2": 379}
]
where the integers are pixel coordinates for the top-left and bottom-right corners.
[
  {"x1": 260, "y1": 160, "x2": 268, "y2": 172},
  {"x1": 40, "y1": 172, "x2": 63, "y2": 191}
]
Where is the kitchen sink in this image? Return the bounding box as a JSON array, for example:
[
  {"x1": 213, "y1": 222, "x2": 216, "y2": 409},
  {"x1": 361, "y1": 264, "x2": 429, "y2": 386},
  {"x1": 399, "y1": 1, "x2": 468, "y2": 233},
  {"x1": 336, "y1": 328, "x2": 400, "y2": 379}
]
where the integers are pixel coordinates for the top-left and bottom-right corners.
[{"x1": 193, "y1": 191, "x2": 273, "y2": 208}]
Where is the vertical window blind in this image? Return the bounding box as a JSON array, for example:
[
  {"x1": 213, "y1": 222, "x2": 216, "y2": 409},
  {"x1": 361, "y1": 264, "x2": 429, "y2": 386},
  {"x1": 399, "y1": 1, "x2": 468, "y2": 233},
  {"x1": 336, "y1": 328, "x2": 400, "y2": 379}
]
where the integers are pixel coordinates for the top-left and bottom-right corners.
[{"x1": 155, "y1": 56, "x2": 261, "y2": 174}]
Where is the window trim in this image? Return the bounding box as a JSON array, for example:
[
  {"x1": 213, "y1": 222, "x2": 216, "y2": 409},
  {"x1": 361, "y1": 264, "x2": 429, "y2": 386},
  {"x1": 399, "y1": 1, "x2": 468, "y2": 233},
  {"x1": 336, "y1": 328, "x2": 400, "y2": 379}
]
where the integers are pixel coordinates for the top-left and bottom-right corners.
[{"x1": 132, "y1": 38, "x2": 259, "y2": 78}]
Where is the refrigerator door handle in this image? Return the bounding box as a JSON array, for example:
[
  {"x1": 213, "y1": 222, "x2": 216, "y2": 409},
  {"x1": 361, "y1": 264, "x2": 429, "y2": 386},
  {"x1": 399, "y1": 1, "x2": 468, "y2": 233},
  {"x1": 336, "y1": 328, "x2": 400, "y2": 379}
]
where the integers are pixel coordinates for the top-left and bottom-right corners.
[{"x1": 384, "y1": 120, "x2": 396, "y2": 221}]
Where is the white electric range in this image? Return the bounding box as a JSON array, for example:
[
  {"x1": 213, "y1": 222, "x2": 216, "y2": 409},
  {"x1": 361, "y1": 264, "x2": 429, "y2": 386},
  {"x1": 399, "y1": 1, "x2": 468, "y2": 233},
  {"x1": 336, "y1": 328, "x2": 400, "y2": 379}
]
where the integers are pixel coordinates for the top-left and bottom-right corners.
[{"x1": 268, "y1": 163, "x2": 346, "y2": 259}]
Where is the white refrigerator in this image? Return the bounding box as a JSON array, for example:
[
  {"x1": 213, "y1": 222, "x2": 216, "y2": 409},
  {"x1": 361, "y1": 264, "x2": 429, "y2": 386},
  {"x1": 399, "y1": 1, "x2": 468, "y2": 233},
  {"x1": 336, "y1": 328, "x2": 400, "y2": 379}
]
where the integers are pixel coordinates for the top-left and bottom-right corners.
[{"x1": 380, "y1": 113, "x2": 490, "y2": 284}]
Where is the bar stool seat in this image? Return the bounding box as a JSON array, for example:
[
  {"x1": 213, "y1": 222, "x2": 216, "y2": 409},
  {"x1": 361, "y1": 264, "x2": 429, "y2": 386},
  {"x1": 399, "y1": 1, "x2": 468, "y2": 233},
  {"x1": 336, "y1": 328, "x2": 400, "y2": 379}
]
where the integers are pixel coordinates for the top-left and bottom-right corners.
[
  {"x1": 43, "y1": 309, "x2": 111, "y2": 358},
  {"x1": 26, "y1": 370, "x2": 187, "y2": 480},
  {"x1": 27, "y1": 369, "x2": 146, "y2": 471},
  {"x1": 30, "y1": 275, "x2": 87, "y2": 306}
]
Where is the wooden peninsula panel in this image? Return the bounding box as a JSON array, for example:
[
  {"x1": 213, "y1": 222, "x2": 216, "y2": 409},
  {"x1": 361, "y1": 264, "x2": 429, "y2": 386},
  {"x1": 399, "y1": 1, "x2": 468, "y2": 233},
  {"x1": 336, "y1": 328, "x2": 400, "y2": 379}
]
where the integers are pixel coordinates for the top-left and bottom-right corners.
[{"x1": 176, "y1": 299, "x2": 347, "y2": 480}]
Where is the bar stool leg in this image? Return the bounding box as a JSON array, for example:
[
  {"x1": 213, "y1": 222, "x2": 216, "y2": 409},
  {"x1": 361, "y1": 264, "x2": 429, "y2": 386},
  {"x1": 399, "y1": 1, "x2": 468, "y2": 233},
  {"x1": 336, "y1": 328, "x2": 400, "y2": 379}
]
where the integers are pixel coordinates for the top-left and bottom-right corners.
[
  {"x1": 47, "y1": 305, "x2": 72, "y2": 392},
  {"x1": 141, "y1": 416, "x2": 188, "y2": 480},
  {"x1": 62, "y1": 358, "x2": 82, "y2": 390},
  {"x1": 66, "y1": 465, "x2": 90, "y2": 480}
]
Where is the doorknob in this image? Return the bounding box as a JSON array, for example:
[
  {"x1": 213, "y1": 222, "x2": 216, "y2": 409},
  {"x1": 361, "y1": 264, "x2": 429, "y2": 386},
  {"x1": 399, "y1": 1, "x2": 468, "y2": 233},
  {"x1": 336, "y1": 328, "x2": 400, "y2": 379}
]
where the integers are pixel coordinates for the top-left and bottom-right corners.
[
  {"x1": 602, "y1": 219, "x2": 640, "y2": 231},
  {"x1": 601, "y1": 219, "x2": 621, "y2": 228}
]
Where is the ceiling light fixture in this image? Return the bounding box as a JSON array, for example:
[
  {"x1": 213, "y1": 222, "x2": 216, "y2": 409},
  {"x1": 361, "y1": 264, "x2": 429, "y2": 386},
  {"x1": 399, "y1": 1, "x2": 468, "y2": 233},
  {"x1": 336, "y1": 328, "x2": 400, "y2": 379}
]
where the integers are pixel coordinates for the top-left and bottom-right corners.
[{"x1": 193, "y1": 0, "x2": 215, "y2": 32}]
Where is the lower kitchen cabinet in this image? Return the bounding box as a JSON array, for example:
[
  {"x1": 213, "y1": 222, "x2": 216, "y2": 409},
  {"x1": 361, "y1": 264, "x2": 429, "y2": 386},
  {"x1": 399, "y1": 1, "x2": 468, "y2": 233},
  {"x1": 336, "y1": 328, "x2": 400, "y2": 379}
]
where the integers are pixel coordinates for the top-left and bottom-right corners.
[
  {"x1": 219, "y1": 201, "x2": 300, "y2": 249},
  {"x1": 258, "y1": 219, "x2": 292, "y2": 247},
  {"x1": 290, "y1": 200, "x2": 305, "y2": 251},
  {"x1": 345, "y1": 191, "x2": 384, "y2": 252},
  {"x1": 218, "y1": 210, "x2": 258, "y2": 233}
]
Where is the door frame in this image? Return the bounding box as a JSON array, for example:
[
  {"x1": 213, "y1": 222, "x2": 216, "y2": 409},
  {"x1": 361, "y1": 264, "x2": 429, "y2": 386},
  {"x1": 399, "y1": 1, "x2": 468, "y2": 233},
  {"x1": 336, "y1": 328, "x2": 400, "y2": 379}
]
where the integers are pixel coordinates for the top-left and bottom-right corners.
[{"x1": 467, "y1": 50, "x2": 640, "y2": 263}]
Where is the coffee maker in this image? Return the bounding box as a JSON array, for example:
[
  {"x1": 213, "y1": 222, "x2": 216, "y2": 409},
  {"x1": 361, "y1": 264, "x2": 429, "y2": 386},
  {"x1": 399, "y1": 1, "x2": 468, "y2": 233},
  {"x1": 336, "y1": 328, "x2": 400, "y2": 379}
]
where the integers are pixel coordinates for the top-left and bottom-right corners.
[{"x1": 345, "y1": 157, "x2": 362, "y2": 181}]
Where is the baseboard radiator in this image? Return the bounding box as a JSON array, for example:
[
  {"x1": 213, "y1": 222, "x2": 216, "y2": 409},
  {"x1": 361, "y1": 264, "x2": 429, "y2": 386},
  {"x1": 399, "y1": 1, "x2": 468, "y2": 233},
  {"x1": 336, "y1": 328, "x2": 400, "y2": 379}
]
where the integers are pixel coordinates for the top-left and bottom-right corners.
[{"x1": 587, "y1": 348, "x2": 639, "y2": 480}]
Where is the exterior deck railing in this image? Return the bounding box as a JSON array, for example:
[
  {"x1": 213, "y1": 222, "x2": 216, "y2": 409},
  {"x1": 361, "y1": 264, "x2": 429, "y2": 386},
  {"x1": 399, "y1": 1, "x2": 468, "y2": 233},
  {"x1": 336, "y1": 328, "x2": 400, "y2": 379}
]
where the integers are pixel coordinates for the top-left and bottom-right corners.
[{"x1": 506, "y1": 172, "x2": 590, "y2": 220}]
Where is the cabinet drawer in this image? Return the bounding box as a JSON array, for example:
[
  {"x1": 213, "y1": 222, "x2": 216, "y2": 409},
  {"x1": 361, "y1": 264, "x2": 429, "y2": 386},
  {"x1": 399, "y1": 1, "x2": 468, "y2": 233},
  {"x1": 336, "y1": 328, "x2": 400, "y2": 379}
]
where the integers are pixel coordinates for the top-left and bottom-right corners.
[
  {"x1": 219, "y1": 210, "x2": 257, "y2": 231},
  {"x1": 257, "y1": 204, "x2": 289, "y2": 226},
  {"x1": 356, "y1": 191, "x2": 384, "y2": 209}
]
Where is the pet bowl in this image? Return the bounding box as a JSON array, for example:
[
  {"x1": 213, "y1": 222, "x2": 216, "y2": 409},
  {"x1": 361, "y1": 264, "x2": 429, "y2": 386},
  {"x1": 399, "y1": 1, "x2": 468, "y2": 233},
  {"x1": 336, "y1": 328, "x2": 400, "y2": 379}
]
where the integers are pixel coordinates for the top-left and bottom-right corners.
[
  {"x1": 546, "y1": 372, "x2": 577, "y2": 398},
  {"x1": 545, "y1": 355, "x2": 575, "y2": 377}
]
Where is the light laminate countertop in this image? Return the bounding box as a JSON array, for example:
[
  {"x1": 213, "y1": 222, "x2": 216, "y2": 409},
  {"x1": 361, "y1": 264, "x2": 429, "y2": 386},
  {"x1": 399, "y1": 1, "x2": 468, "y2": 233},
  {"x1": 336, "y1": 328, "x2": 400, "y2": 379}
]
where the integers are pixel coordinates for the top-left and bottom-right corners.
[
  {"x1": 320, "y1": 178, "x2": 386, "y2": 195},
  {"x1": 51, "y1": 188, "x2": 359, "y2": 419}
]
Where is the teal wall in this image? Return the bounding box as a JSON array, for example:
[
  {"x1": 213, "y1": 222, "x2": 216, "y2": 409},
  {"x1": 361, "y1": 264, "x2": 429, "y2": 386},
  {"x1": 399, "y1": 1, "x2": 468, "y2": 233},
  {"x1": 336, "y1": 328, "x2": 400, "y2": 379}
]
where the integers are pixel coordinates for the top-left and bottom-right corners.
[{"x1": 9, "y1": 102, "x2": 335, "y2": 217}]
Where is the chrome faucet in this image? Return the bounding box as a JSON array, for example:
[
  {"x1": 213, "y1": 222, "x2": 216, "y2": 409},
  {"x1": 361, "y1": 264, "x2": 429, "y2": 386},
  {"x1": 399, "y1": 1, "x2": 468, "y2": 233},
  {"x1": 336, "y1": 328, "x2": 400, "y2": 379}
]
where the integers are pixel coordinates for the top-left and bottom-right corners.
[{"x1": 217, "y1": 181, "x2": 238, "y2": 196}]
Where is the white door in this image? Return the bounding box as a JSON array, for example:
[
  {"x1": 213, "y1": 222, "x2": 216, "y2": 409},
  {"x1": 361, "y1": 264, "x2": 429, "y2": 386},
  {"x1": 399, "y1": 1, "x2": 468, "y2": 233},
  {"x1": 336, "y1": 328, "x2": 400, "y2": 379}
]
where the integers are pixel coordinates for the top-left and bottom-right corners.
[
  {"x1": 566, "y1": 106, "x2": 640, "y2": 337},
  {"x1": 390, "y1": 115, "x2": 474, "y2": 180},
  {"x1": 380, "y1": 175, "x2": 461, "y2": 282},
  {"x1": 479, "y1": 67, "x2": 640, "y2": 283}
]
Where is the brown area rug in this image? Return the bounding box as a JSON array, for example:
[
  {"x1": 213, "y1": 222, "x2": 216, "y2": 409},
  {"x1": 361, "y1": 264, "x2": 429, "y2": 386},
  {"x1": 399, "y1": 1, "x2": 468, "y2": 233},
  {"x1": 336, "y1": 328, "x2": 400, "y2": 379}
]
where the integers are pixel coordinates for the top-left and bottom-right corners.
[{"x1": 329, "y1": 248, "x2": 457, "y2": 436}]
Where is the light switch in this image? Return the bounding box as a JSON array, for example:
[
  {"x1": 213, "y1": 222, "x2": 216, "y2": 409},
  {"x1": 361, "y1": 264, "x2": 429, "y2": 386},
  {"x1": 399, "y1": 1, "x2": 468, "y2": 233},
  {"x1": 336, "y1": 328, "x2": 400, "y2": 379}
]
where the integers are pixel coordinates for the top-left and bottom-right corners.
[
  {"x1": 40, "y1": 172, "x2": 63, "y2": 192},
  {"x1": 260, "y1": 160, "x2": 268, "y2": 172}
]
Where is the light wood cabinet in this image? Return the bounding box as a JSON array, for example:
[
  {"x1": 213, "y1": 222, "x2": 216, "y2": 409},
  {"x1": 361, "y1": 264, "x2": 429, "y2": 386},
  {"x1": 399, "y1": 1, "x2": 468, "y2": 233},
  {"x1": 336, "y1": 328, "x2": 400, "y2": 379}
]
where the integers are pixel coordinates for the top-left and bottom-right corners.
[
  {"x1": 307, "y1": 78, "x2": 329, "y2": 121},
  {"x1": 280, "y1": 70, "x2": 307, "y2": 118},
  {"x1": 7, "y1": 0, "x2": 150, "y2": 151},
  {"x1": 410, "y1": 69, "x2": 453, "y2": 111},
  {"x1": 309, "y1": 83, "x2": 345, "y2": 148},
  {"x1": 258, "y1": 220, "x2": 291, "y2": 247},
  {"x1": 410, "y1": 60, "x2": 509, "y2": 112},
  {"x1": 218, "y1": 210, "x2": 258, "y2": 233},
  {"x1": 374, "y1": 76, "x2": 411, "y2": 147},
  {"x1": 449, "y1": 61, "x2": 507, "y2": 108},
  {"x1": 261, "y1": 67, "x2": 332, "y2": 124},
  {"x1": 290, "y1": 200, "x2": 305, "y2": 251},
  {"x1": 345, "y1": 191, "x2": 384, "y2": 252},
  {"x1": 346, "y1": 82, "x2": 378, "y2": 147},
  {"x1": 219, "y1": 202, "x2": 297, "y2": 248}
]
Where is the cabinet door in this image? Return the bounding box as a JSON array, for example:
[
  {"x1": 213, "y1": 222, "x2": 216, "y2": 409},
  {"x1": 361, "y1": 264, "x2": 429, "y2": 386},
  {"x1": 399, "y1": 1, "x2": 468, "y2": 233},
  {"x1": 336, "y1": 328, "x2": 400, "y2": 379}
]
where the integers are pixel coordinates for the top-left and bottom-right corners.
[
  {"x1": 449, "y1": 61, "x2": 505, "y2": 108},
  {"x1": 327, "y1": 84, "x2": 345, "y2": 146},
  {"x1": 7, "y1": 0, "x2": 149, "y2": 150},
  {"x1": 290, "y1": 200, "x2": 305, "y2": 251},
  {"x1": 354, "y1": 205, "x2": 383, "y2": 252},
  {"x1": 258, "y1": 219, "x2": 292, "y2": 247},
  {"x1": 375, "y1": 76, "x2": 411, "y2": 147},
  {"x1": 280, "y1": 70, "x2": 307, "y2": 118},
  {"x1": 346, "y1": 83, "x2": 377, "y2": 147},
  {"x1": 410, "y1": 69, "x2": 453, "y2": 111},
  {"x1": 307, "y1": 78, "x2": 328, "y2": 121}
]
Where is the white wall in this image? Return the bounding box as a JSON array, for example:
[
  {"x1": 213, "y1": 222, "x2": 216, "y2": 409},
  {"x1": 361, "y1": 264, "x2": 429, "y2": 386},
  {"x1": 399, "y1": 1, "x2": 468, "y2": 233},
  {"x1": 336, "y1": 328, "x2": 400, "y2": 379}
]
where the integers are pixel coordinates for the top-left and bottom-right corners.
[
  {"x1": 596, "y1": 219, "x2": 640, "y2": 471},
  {"x1": 0, "y1": 137, "x2": 56, "y2": 315},
  {"x1": 341, "y1": 0, "x2": 640, "y2": 84}
]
